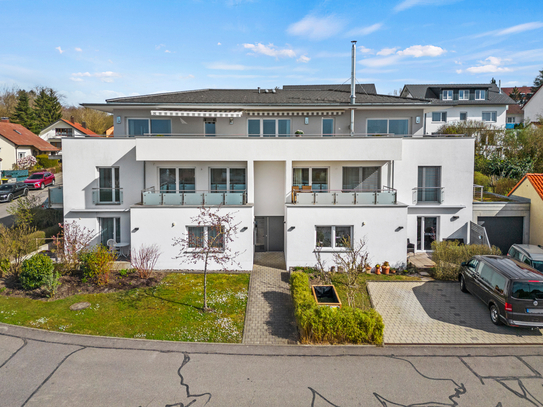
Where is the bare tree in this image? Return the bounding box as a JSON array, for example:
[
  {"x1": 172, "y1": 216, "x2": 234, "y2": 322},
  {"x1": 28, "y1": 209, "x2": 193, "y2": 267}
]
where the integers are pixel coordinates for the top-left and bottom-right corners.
[
  {"x1": 53, "y1": 221, "x2": 95, "y2": 273},
  {"x1": 314, "y1": 246, "x2": 331, "y2": 285},
  {"x1": 173, "y1": 207, "x2": 242, "y2": 311},
  {"x1": 333, "y1": 238, "x2": 370, "y2": 308},
  {"x1": 131, "y1": 244, "x2": 161, "y2": 278}
]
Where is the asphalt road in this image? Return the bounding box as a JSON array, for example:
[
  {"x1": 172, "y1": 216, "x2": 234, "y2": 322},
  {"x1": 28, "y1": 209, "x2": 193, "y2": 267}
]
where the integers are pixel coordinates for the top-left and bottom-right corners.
[{"x1": 1, "y1": 323, "x2": 543, "y2": 407}]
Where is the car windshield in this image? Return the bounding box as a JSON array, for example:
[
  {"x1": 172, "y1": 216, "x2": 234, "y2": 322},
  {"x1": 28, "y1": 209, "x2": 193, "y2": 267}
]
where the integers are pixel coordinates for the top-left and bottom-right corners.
[
  {"x1": 0, "y1": 184, "x2": 14, "y2": 191},
  {"x1": 28, "y1": 174, "x2": 44, "y2": 179},
  {"x1": 532, "y1": 261, "x2": 543, "y2": 272},
  {"x1": 512, "y1": 281, "x2": 543, "y2": 300}
]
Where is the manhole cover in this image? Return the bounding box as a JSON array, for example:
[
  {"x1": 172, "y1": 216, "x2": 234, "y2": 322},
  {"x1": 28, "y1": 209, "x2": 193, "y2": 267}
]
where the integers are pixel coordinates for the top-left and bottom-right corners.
[{"x1": 70, "y1": 302, "x2": 91, "y2": 311}]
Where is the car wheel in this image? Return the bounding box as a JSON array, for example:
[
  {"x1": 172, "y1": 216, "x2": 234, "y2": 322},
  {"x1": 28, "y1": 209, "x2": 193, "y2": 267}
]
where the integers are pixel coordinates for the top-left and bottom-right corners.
[
  {"x1": 460, "y1": 275, "x2": 469, "y2": 293},
  {"x1": 7, "y1": 194, "x2": 13, "y2": 202},
  {"x1": 40, "y1": 183, "x2": 45, "y2": 190},
  {"x1": 490, "y1": 304, "x2": 502, "y2": 326},
  {"x1": 23, "y1": 188, "x2": 28, "y2": 196},
  {"x1": 51, "y1": 179, "x2": 55, "y2": 186}
]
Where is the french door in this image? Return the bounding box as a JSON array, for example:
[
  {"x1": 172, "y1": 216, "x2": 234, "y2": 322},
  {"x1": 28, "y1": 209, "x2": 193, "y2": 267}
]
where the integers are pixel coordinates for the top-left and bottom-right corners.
[{"x1": 417, "y1": 216, "x2": 438, "y2": 251}]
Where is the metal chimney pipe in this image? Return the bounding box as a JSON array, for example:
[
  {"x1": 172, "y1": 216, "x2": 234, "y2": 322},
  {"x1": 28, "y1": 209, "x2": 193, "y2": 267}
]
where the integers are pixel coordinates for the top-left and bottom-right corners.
[
  {"x1": 350, "y1": 40, "x2": 357, "y2": 136},
  {"x1": 499, "y1": 80, "x2": 502, "y2": 93}
]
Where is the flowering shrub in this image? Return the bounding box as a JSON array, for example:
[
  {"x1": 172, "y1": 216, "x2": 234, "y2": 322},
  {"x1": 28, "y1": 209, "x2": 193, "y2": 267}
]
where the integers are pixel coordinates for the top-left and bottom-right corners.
[{"x1": 16, "y1": 155, "x2": 37, "y2": 170}]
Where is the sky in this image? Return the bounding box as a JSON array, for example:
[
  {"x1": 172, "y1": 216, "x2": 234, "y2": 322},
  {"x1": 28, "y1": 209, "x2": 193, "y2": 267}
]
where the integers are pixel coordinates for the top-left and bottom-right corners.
[{"x1": 1, "y1": 0, "x2": 543, "y2": 106}]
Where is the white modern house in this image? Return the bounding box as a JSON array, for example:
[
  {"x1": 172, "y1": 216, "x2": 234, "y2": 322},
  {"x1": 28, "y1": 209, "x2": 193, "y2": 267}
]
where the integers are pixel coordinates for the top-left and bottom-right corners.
[
  {"x1": 401, "y1": 83, "x2": 514, "y2": 133},
  {"x1": 60, "y1": 81, "x2": 485, "y2": 271},
  {"x1": 523, "y1": 86, "x2": 543, "y2": 124}
]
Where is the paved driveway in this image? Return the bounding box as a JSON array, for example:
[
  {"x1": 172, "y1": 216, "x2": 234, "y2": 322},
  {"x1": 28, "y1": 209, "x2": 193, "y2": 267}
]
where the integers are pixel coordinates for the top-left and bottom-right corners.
[{"x1": 367, "y1": 281, "x2": 543, "y2": 345}]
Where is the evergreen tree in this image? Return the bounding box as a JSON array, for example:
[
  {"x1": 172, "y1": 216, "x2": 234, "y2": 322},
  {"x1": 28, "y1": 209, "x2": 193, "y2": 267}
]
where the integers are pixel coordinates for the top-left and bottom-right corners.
[
  {"x1": 11, "y1": 91, "x2": 38, "y2": 133},
  {"x1": 509, "y1": 86, "x2": 523, "y2": 104},
  {"x1": 531, "y1": 68, "x2": 543, "y2": 94},
  {"x1": 490, "y1": 77, "x2": 497, "y2": 85},
  {"x1": 34, "y1": 88, "x2": 62, "y2": 132}
]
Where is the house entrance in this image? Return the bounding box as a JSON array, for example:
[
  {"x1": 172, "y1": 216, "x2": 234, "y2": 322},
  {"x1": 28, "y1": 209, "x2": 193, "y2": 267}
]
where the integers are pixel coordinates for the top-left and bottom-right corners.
[
  {"x1": 255, "y1": 216, "x2": 284, "y2": 252},
  {"x1": 417, "y1": 216, "x2": 438, "y2": 251}
]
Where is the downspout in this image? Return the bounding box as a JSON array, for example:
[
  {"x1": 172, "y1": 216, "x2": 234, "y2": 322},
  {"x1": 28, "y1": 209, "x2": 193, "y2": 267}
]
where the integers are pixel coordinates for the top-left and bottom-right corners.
[{"x1": 350, "y1": 40, "x2": 357, "y2": 136}]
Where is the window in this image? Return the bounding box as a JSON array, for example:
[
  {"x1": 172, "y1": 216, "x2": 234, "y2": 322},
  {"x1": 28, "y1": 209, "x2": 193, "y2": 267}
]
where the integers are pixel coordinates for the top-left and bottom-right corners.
[
  {"x1": 98, "y1": 167, "x2": 120, "y2": 203},
  {"x1": 432, "y1": 112, "x2": 447, "y2": 122},
  {"x1": 482, "y1": 111, "x2": 497, "y2": 122},
  {"x1": 460, "y1": 112, "x2": 468, "y2": 121},
  {"x1": 204, "y1": 119, "x2": 216, "y2": 136},
  {"x1": 342, "y1": 167, "x2": 380, "y2": 191},
  {"x1": 247, "y1": 119, "x2": 290, "y2": 137},
  {"x1": 18, "y1": 152, "x2": 26, "y2": 159},
  {"x1": 100, "y1": 217, "x2": 120, "y2": 246},
  {"x1": 475, "y1": 90, "x2": 486, "y2": 100},
  {"x1": 367, "y1": 119, "x2": 409, "y2": 135},
  {"x1": 127, "y1": 119, "x2": 171, "y2": 136},
  {"x1": 507, "y1": 117, "x2": 516, "y2": 123},
  {"x1": 55, "y1": 128, "x2": 73, "y2": 137},
  {"x1": 458, "y1": 90, "x2": 469, "y2": 100},
  {"x1": 417, "y1": 166, "x2": 441, "y2": 202},
  {"x1": 322, "y1": 118, "x2": 334, "y2": 137},
  {"x1": 442, "y1": 90, "x2": 453, "y2": 100},
  {"x1": 187, "y1": 226, "x2": 224, "y2": 249},
  {"x1": 210, "y1": 168, "x2": 246, "y2": 191},
  {"x1": 316, "y1": 226, "x2": 352, "y2": 248},
  {"x1": 159, "y1": 168, "x2": 195, "y2": 192},
  {"x1": 293, "y1": 167, "x2": 328, "y2": 191}
]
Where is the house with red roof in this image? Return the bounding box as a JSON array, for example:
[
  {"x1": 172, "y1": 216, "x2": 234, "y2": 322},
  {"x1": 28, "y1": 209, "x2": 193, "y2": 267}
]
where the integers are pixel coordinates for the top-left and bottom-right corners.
[
  {"x1": 0, "y1": 119, "x2": 59, "y2": 171},
  {"x1": 509, "y1": 173, "x2": 543, "y2": 246},
  {"x1": 500, "y1": 86, "x2": 532, "y2": 128},
  {"x1": 39, "y1": 117, "x2": 98, "y2": 151}
]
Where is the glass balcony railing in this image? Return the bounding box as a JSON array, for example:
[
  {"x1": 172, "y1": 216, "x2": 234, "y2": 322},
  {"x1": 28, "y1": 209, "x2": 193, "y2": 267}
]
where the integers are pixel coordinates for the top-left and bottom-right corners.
[
  {"x1": 291, "y1": 188, "x2": 397, "y2": 205},
  {"x1": 412, "y1": 187, "x2": 444, "y2": 204},
  {"x1": 92, "y1": 188, "x2": 123, "y2": 204},
  {"x1": 141, "y1": 188, "x2": 247, "y2": 206}
]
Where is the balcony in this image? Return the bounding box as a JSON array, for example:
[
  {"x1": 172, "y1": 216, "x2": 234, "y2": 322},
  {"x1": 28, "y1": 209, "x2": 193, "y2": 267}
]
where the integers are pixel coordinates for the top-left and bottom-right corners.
[
  {"x1": 291, "y1": 188, "x2": 397, "y2": 205},
  {"x1": 141, "y1": 187, "x2": 247, "y2": 206},
  {"x1": 92, "y1": 188, "x2": 123, "y2": 204},
  {"x1": 412, "y1": 187, "x2": 444, "y2": 204}
]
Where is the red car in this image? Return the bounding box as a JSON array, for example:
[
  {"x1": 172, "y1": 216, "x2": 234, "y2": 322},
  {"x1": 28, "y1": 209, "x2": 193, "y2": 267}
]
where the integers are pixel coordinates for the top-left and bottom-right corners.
[{"x1": 24, "y1": 171, "x2": 56, "y2": 190}]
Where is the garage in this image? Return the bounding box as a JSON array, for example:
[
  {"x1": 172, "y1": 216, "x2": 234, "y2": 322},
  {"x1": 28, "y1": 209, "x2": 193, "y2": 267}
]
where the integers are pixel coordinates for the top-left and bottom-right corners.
[{"x1": 478, "y1": 216, "x2": 523, "y2": 253}]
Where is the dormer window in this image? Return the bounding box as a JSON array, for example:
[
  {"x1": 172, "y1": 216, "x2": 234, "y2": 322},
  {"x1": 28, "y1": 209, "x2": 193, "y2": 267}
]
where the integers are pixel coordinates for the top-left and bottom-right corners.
[
  {"x1": 458, "y1": 90, "x2": 469, "y2": 100},
  {"x1": 442, "y1": 90, "x2": 453, "y2": 100},
  {"x1": 475, "y1": 90, "x2": 486, "y2": 100}
]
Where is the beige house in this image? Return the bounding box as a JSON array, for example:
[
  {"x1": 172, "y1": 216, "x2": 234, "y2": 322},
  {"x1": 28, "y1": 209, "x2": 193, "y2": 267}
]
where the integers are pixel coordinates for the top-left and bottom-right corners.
[{"x1": 509, "y1": 173, "x2": 543, "y2": 246}]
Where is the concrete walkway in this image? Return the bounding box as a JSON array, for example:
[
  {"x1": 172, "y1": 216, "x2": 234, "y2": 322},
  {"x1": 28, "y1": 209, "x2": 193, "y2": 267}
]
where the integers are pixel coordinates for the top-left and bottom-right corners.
[{"x1": 242, "y1": 252, "x2": 298, "y2": 345}]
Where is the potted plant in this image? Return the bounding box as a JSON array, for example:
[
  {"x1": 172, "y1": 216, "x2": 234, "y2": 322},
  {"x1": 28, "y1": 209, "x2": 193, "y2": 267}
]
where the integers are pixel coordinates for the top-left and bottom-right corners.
[
  {"x1": 295, "y1": 130, "x2": 304, "y2": 137},
  {"x1": 383, "y1": 261, "x2": 390, "y2": 275},
  {"x1": 375, "y1": 263, "x2": 381, "y2": 275}
]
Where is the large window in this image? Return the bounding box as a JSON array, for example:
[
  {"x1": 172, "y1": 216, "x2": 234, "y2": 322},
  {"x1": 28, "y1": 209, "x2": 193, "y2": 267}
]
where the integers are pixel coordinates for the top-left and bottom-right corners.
[
  {"x1": 475, "y1": 90, "x2": 486, "y2": 100},
  {"x1": 342, "y1": 167, "x2": 380, "y2": 191},
  {"x1": 432, "y1": 112, "x2": 447, "y2": 122},
  {"x1": 187, "y1": 225, "x2": 224, "y2": 249},
  {"x1": 442, "y1": 90, "x2": 453, "y2": 100},
  {"x1": 98, "y1": 167, "x2": 120, "y2": 203},
  {"x1": 159, "y1": 168, "x2": 195, "y2": 192},
  {"x1": 417, "y1": 166, "x2": 441, "y2": 202},
  {"x1": 247, "y1": 119, "x2": 290, "y2": 137},
  {"x1": 482, "y1": 111, "x2": 497, "y2": 122},
  {"x1": 210, "y1": 168, "x2": 246, "y2": 191},
  {"x1": 293, "y1": 167, "x2": 328, "y2": 191},
  {"x1": 316, "y1": 226, "x2": 352, "y2": 248},
  {"x1": 322, "y1": 118, "x2": 334, "y2": 137},
  {"x1": 55, "y1": 128, "x2": 73, "y2": 137},
  {"x1": 128, "y1": 119, "x2": 171, "y2": 136},
  {"x1": 100, "y1": 217, "x2": 120, "y2": 246},
  {"x1": 459, "y1": 90, "x2": 469, "y2": 100},
  {"x1": 367, "y1": 119, "x2": 409, "y2": 135}
]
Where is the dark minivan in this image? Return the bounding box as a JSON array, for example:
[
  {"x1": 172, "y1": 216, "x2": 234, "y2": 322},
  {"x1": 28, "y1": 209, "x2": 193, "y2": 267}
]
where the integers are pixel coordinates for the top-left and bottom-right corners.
[{"x1": 459, "y1": 255, "x2": 543, "y2": 328}]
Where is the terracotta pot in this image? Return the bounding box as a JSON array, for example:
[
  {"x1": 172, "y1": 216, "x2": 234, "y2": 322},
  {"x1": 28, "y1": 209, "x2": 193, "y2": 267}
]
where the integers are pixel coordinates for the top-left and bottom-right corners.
[
  {"x1": 365, "y1": 267, "x2": 371, "y2": 274},
  {"x1": 383, "y1": 266, "x2": 390, "y2": 275},
  {"x1": 375, "y1": 267, "x2": 381, "y2": 275}
]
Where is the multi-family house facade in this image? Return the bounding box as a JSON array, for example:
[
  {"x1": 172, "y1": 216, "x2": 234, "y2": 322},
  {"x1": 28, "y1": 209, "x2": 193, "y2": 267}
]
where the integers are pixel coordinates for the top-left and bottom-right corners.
[{"x1": 63, "y1": 84, "x2": 479, "y2": 271}]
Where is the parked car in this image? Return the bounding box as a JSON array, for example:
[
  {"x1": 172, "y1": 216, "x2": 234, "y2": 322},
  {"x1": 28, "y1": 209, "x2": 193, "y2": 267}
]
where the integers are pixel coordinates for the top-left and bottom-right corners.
[
  {"x1": 507, "y1": 244, "x2": 543, "y2": 272},
  {"x1": 459, "y1": 255, "x2": 543, "y2": 328},
  {"x1": 0, "y1": 182, "x2": 29, "y2": 203},
  {"x1": 24, "y1": 171, "x2": 55, "y2": 190}
]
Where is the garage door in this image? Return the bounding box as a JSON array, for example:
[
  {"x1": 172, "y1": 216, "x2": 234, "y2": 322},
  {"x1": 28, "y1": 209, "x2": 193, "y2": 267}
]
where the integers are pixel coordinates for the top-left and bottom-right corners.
[{"x1": 478, "y1": 216, "x2": 523, "y2": 254}]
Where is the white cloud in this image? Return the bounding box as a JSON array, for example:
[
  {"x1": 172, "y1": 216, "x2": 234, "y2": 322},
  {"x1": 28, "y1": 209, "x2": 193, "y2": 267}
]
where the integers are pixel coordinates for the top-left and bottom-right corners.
[
  {"x1": 217, "y1": 42, "x2": 222, "y2": 46},
  {"x1": 243, "y1": 43, "x2": 296, "y2": 58},
  {"x1": 358, "y1": 46, "x2": 373, "y2": 54},
  {"x1": 377, "y1": 47, "x2": 398, "y2": 56},
  {"x1": 458, "y1": 56, "x2": 512, "y2": 74},
  {"x1": 55, "y1": 46, "x2": 64, "y2": 54},
  {"x1": 397, "y1": 45, "x2": 446, "y2": 57},
  {"x1": 155, "y1": 44, "x2": 165, "y2": 50},
  {"x1": 165, "y1": 50, "x2": 172, "y2": 53},
  {"x1": 297, "y1": 55, "x2": 311, "y2": 63},
  {"x1": 346, "y1": 23, "x2": 383, "y2": 37},
  {"x1": 496, "y1": 22, "x2": 543, "y2": 36},
  {"x1": 75, "y1": 47, "x2": 82, "y2": 52},
  {"x1": 70, "y1": 71, "x2": 121, "y2": 83},
  {"x1": 70, "y1": 77, "x2": 83, "y2": 82},
  {"x1": 287, "y1": 15, "x2": 344, "y2": 40},
  {"x1": 394, "y1": 0, "x2": 458, "y2": 12}
]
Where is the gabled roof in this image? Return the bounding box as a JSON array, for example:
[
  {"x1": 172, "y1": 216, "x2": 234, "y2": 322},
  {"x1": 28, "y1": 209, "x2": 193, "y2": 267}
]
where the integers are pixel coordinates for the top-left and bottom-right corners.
[
  {"x1": 402, "y1": 83, "x2": 515, "y2": 105},
  {"x1": 59, "y1": 119, "x2": 97, "y2": 136},
  {"x1": 522, "y1": 85, "x2": 543, "y2": 112},
  {"x1": 501, "y1": 86, "x2": 532, "y2": 95},
  {"x1": 0, "y1": 122, "x2": 59, "y2": 151},
  {"x1": 508, "y1": 173, "x2": 543, "y2": 201}
]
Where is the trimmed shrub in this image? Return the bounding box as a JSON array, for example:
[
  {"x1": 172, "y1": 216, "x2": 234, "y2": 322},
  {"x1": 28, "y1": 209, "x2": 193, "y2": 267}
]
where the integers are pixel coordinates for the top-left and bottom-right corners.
[
  {"x1": 19, "y1": 253, "x2": 54, "y2": 290},
  {"x1": 80, "y1": 245, "x2": 116, "y2": 285},
  {"x1": 431, "y1": 241, "x2": 501, "y2": 281},
  {"x1": 290, "y1": 272, "x2": 384, "y2": 345},
  {"x1": 35, "y1": 154, "x2": 59, "y2": 169},
  {"x1": 474, "y1": 171, "x2": 490, "y2": 190},
  {"x1": 42, "y1": 271, "x2": 61, "y2": 298}
]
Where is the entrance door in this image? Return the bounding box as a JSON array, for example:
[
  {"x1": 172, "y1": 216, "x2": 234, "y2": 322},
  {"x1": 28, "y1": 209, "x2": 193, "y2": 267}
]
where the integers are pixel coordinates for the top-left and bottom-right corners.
[
  {"x1": 417, "y1": 216, "x2": 438, "y2": 251},
  {"x1": 255, "y1": 216, "x2": 284, "y2": 252}
]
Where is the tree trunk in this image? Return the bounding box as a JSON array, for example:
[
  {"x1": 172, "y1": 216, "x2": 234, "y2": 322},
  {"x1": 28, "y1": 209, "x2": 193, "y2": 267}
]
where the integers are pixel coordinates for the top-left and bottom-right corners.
[{"x1": 203, "y1": 252, "x2": 208, "y2": 310}]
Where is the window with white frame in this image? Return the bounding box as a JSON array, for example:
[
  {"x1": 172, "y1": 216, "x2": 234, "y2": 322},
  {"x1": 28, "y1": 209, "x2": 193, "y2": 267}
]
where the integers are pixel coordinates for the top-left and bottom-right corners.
[
  {"x1": 458, "y1": 90, "x2": 469, "y2": 100},
  {"x1": 55, "y1": 128, "x2": 73, "y2": 137},
  {"x1": 316, "y1": 226, "x2": 352, "y2": 248},
  {"x1": 210, "y1": 168, "x2": 246, "y2": 191},
  {"x1": 293, "y1": 167, "x2": 328, "y2": 191},
  {"x1": 460, "y1": 112, "x2": 468, "y2": 121},
  {"x1": 367, "y1": 119, "x2": 409, "y2": 135},
  {"x1": 18, "y1": 152, "x2": 26, "y2": 159},
  {"x1": 100, "y1": 217, "x2": 120, "y2": 246},
  {"x1": 482, "y1": 111, "x2": 497, "y2": 122},
  {"x1": 507, "y1": 117, "x2": 516, "y2": 123},
  {"x1": 247, "y1": 119, "x2": 290, "y2": 137},
  {"x1": 159, "y1": 168, "x2": 195, "y2": 192},
  {"x1": 127, "y1": 118, "x2": 171, "y2": 136},
  {"x1": 187, "y1": 225, "x2": 224, "y2": 249},
  {"x1": 98, "y1": 167, "x2": 120, "y2": 203},
  {"x1": 322, "y1": 118, "x2": 334, "y2": 136},
  {"x1": 442, "y1": 90, "x2": 453, "y2": 100},
  {"x1": 432, "y1": 112, "x2": 447, "y2": 122},
  {"x1": 475, "y1": 90, "x2": 486, "y2": 100}
]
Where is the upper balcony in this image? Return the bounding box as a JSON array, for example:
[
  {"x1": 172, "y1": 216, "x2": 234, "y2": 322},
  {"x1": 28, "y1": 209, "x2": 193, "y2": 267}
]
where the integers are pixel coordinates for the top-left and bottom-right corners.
[
  {"x1": 141, "y1": 187, "x2": 247, "y2": 206},
  {"x1": 291, "y1": 187, "x2": 397, "y2": 205}
]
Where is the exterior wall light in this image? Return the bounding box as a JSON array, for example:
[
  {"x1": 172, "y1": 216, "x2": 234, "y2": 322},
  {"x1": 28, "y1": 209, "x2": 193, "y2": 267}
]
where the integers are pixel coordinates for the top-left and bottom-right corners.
[
  {"x1": 116, "y1": 116, "x2": 121, "y2": 124},
  {"x1": 288, "y1": 226, "x2": 296, "y2": 231},
  {"x1": 229, "y1": 118, "x2": 234, "y2": 125},
  {"x1": 241, "y1": 227, "x2": 248, "y2": 232},
  {"x1": 395, "y1": 226, "x2": 404, "y2": 232},
  {"x1": 451, "y1": 216, "x2": 460, "y2": 221},
  {"x1": 304, "y1": 117, "x2": 309, "y2": 125}
]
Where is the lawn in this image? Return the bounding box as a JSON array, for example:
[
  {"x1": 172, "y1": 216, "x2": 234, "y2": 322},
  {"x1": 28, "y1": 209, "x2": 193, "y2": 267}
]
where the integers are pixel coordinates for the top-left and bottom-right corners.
[{"x1": 0, "y1": 273, "x2": 250, "y2": 343}]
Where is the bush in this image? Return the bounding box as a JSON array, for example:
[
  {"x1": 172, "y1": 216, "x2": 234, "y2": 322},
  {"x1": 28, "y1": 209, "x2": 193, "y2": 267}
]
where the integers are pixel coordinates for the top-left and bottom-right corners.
[
  {"x1": 19, "y1": 253, "x2": 54, "y2": 290},
  {"x1": 42, "y1": 271, "x2": 61, "y2": 298},
  {"x1": 474, "y1": 171, "x2": 490, "y2": 190},
  {"x1": 290, "y1": 272, "x2": 384, "y2": 345},
  {"x1": 0, "y1": 258, "x2": 9, "y2": 277},
  {"x1": 495, "y1": 177, "x2": 518, "y2": 196},
  {"x1": 35, "y1": 154, "x2": 58, "y2": 169},
  {"x1": 80, "y1": 245, "x2": 116, "y2": 285},
  {"x1": 431, "y1": 241, "x2": 501, "y2": 281}
]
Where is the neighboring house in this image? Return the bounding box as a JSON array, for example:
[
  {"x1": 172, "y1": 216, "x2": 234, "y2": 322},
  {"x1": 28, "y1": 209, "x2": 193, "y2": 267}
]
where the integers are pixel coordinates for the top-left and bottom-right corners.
[
  {"x1": 39, "y1": 117, "x2": 98, "y2": 151},
  {"x1": 0, "y1": 119, "x2": 59, "y2": 171},
  {"x1": 401, "y1": 83, "x2": 515, "y2": 134},
  {"x1": 62, "y1": 84, "x2": 475, "y2": 271},
  {"x1": 523, "y1": 86, "x2": 543, "y2": 125},
  {"x1": 509, "y1": 174, "x2": 543, "y2": 246},
  {"x1": 501, "y1": 86, "x2": 531, "y2": 128}
]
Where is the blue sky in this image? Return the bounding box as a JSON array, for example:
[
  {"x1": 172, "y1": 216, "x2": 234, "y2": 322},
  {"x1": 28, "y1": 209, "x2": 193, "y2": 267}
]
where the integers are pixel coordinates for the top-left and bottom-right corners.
[{"x1": 1, "y1": 0, "x2": 542, "y2": 105}]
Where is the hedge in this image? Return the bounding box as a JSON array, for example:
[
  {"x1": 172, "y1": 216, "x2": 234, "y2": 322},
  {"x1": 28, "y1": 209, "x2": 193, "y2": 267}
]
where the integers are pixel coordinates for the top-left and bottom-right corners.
[
  {"x1": 290, "y1": 272, "x2": 384, "y2": 345},
  {"x1": 35, "y1": 154, "x2": 59, "y2": 169}
]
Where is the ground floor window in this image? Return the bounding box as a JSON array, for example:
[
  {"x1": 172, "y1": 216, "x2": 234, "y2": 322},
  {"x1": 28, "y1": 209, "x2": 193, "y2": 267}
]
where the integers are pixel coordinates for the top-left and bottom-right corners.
[
  {"x1": 417, "y1": 216, "x2": 438, "y2": 251},
  {"x1": 187, "y1": 225, "x2": 224, "y2": 249},
  {"x1": 482, "y1": 111, "x2": 497, "y2": 122},
  {"x1": 431, "y1": 112, "x2": 447, "y2": 123},
  {"x1": 100, "y1": 217, "x2": 121, "y2": 246},
  {"x1": 316, "y1": 226, "x2": 352, "y2": 248}
]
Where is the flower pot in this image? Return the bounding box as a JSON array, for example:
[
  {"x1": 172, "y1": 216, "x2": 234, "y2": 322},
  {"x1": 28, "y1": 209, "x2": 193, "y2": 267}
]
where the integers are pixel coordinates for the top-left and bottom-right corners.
[
  {"x1": 375, "y1": 267, "x2": 381, "y2": 275},
  {"x1": 365, "y1": 267, "x2": 371, "y2": 274},
  {"x1": 383, "y1": 266, "x2": 390, "y2": 275}
]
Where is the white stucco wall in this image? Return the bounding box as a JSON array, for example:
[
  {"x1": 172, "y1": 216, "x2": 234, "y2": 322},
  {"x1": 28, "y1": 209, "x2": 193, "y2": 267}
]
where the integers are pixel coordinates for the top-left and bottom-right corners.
[
  {"x1": 254, "y1": 161, "x2": 285, "y2": 216},
  {"x1": 523, "y1": 88, "x2": 543, "y2": 123},
  {"x1": 425, "y1": 105, "x2": 507, "y2": 134}
]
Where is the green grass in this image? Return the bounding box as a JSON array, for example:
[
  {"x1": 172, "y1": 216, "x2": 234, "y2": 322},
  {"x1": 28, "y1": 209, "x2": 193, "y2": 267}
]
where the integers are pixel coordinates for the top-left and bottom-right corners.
[{"x1": 0, "y1": 273, "x2": 249, "y2": 343}]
